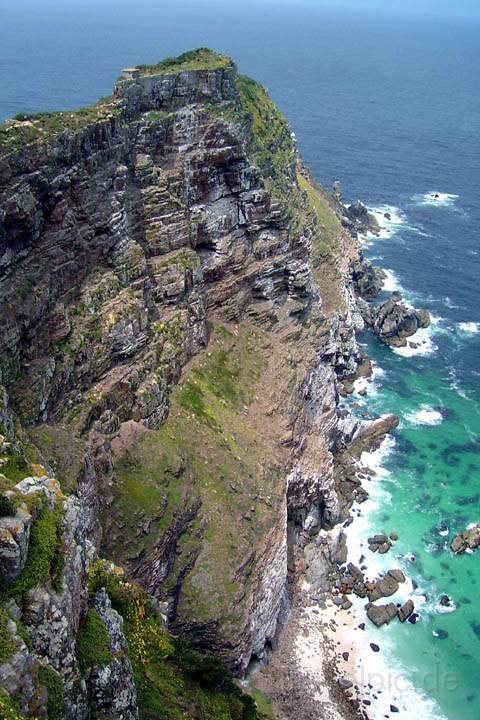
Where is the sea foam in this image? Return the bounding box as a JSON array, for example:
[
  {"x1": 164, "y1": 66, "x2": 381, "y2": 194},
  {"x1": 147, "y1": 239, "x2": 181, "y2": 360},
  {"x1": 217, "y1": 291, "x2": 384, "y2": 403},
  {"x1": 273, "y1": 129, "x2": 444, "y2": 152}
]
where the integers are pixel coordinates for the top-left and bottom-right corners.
[
  {"x1": 392, "y1": 326, "x2": 437, "y2": 357},
  {"x1": 341, "y1": 435, "x2": 449, "y2": 720},
  {"x1": 458, "y1": 321, "x2": 480, "y2": 334},
  {"x1": 413, "y1": 191, "x2": 459, "y2": 208},
  {"x1": 358, "y1": 204, "x2": 407, "y2": 245},
  {"x1": 382, "y1": 268, "x2": 402, "y2": 292},
  {"x1": 405, "y1": 405, "x2": 443, "y2": 426}
]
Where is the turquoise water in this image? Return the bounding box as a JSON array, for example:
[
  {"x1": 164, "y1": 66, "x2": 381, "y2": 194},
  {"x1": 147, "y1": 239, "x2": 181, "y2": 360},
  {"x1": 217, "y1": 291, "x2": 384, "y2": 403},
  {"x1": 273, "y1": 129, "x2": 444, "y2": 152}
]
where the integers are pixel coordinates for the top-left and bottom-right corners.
[{"x1": 348, "y1": 207, "x2": 480, "y2": 719}]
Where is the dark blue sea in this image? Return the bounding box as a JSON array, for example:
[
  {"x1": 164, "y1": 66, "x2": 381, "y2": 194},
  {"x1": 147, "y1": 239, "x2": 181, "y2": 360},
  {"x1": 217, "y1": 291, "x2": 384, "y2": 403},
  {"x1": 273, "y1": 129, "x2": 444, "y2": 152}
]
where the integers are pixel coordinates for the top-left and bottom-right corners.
[{"x1": 1, "y1": 2, "x2": 479, "y2": 717}]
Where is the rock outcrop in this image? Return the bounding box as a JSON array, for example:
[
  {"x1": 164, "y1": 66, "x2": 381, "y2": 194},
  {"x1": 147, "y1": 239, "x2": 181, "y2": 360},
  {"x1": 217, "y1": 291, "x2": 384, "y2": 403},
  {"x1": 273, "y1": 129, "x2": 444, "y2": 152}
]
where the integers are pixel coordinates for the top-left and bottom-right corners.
[
  {"x1": 451, "y1": 524, "x2": 480, "y2": 554},
  {"x1": 358, "y1": 292, "x2": 431, "y2": 347},
  {"x1": 351, "y1": 257, "x2": 385, "y2": 300},
  {"x1": 344, "y1": 200, "x2": 380, "y2": 235}
]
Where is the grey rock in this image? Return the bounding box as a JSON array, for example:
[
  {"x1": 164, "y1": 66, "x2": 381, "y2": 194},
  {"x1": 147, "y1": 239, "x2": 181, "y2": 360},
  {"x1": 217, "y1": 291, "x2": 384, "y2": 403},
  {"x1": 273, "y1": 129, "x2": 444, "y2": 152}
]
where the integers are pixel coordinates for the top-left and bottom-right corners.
[
  {"x1": 366, "y1": 602, "x2": 398, "y2": 627},
  {"x1": 398, "y1": 599, "x2": 414, "y2": 623},
  {"x1": 388, "y1": 569, "x2": 406, "y2": 584},
  {"x1": 0, "y1": 506, "x2": 32, "y2": 582},
  {"x1": 451, "y1": 525, "x2": 480, "y2": 554},
  {"x1": 88, "y1": 589, "x2": 138, "y2": 719},
  {"x1": 367, "y1": 574, "x2": 399, "y2": 602}
]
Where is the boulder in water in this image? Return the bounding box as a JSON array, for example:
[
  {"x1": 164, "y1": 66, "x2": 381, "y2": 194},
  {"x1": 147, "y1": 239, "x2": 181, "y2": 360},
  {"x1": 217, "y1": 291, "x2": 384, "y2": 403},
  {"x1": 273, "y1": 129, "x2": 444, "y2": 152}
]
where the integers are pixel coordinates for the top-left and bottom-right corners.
[
  {"x1": 360, "y1": 293, "x2": 431, "y2": 347},
  {"x1": 366, "y1": 602, "x2": 398, "y2": 627},
  {"x1": 451, "y1": 525, "x2": 480, "y2": 554},
  {"x1": 398, "y1": 599, "x2": 414, "y2": 623}
]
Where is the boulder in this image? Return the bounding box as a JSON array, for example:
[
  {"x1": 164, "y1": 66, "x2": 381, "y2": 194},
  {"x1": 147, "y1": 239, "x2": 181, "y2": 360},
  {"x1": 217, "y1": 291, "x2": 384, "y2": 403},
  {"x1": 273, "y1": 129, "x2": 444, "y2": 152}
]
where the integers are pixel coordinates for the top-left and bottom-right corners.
[
  {"x1": 352, "y1": 258, "x2": 386, "y2": 300},
  {"x1": 0, "y1": 505, "x2": 32, "y2": 583},
  {"x1": 347, "y1": 563, "x2": 364, "y2": 581},
  {"x1": 361, "y1": 293, "x2": 431, "y2": 347},
  {"x1": 398, "y1": 599, "x2": 414, "y2": 623},
  {"x1": 366, "y1": 602, "x2": 398, "y2": 627},
  {"x1": 353, "y1": 581, "x2": 368, "y2": 598},
  {"x1": 388, "y1": 569, "x2": 406, "y2": 584},
  {"x1": 346, "y1": 202, "x2": 380, "y2": 235},
  {"x1": 451, "y1": 525, "x2": 480, "y2": 554},
  {"x1": 368, "y1": 574, "x2": 399, "y2": 602}
]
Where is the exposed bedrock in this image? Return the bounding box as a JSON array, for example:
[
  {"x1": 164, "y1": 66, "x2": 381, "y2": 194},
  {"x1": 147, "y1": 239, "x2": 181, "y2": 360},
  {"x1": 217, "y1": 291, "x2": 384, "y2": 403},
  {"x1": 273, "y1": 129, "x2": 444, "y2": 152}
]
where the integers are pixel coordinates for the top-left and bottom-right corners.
[
  {"x1": 358, "y1": 291, "x2": 431, "y2": 346},
  {"x1": 343, "y1": 200, "x2": 380, "y2": 235},
  {"x1": 351, "y1": 256, "x2": 386, "y2": 300}
]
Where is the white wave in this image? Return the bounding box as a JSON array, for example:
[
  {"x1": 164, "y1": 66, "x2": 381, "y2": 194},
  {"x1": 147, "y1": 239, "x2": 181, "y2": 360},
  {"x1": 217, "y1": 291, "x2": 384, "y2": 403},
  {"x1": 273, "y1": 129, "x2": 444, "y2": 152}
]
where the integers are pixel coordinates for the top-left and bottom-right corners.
[
  {"x1": 448, "y1": 367, "x2": 469, "y2": 400},
  {"x1": 357, "y1": 205, "x2": 408, "y2": 246},
  {"x1": 352, "y1": 363, "x2": 386, "y2": 398},
  {"x1": 338, "y1": 435, "x2": 448, "y2": 720},
  {"x1": 436, "y1": 601, "x2": 457, "y2": 615},
  {"x1": 458, "y1": 321, "x2": 480, "y2": 334},
  {"x1": 405, "y1": 405, "x2": 443, "y2": 426},
  {"x1": 444, "y1": 296, "x2": 461, "y2": 309},
  {"x1": 392, "y1": 326, "x2": 437, "y2": 357},
  {"x1": 339, "y1": 619, "x2": 447, "y2": 720},
  {"x1": 382, "y1": 268, "x2": 402, "y2": 292},
  {"x1": 413, "y1": 191, "x2": 459, "y2": 208},
  {"x1": 344, "y1": 435, "x2": 396, "y2": 578},
  {"x1": 424, "y1": 294, "x2": 463, "y2": 310},
  {"x1": 370, "y1": 204, "x2": 406, "y2": 227}
]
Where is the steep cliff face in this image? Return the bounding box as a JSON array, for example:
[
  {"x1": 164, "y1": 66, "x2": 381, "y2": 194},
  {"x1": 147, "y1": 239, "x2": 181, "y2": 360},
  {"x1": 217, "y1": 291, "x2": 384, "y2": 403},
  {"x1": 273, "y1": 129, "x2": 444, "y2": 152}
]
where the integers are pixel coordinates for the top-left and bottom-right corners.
[{"x1": 0, "y1": 49, "x2": 363, "y2": 718}]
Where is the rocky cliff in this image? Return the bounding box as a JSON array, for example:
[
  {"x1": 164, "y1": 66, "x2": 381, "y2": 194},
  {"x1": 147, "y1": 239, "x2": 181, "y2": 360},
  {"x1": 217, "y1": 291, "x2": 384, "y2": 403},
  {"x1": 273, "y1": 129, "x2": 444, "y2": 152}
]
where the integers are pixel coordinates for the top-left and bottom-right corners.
[{"x1": 0, "y1": 48, "x2": 377, "y2": 719}]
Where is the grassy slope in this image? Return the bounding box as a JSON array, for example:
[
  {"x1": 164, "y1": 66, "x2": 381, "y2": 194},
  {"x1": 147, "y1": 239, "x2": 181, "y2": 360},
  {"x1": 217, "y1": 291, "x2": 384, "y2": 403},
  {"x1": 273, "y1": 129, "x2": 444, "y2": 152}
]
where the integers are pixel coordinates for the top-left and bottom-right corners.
[
  {"x1": 88, "y1": 562, "x2": 266, "y2": 720},
  {"x1": 103, "y1": 323, "x2": 285, "y2": 638},
  {"x1": 137, "y1": 48, "x2": 233, "y2": 76}
]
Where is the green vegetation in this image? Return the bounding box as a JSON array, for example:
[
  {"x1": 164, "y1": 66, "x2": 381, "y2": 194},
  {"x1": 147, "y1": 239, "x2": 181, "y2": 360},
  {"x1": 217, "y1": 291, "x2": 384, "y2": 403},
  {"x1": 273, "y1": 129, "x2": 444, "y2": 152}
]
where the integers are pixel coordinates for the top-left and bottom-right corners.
[
  {"x1": 0, "y1": 690, "x2": 26, "y2": 720},
  {"x1": 0, "y1": 453, "x2": 30, "y2": 484},
  {"x1": 0, "y1": 607, "x2": 16, "y2": 663},
  {"x1": 0, "y1": 100, "x2": 121, "y2": 158},
  {"x1": 14, "y1": 617, "x2": 32, "y2": 652},
  {"x1": 38, "y1": 665, "x2": 64, "y2": 720},
  {"x1": 0, "y1": 494, "x2": 16, "y2": 518},
  {"x1": 88, "y1": 563, "x2": 267, "y2": 720},
  {"x1": 76, "y1": 608, "x2": 112, "y2": 675},
  {"x1": 234, "y1": 74, "x2": 296, "y2": 202},
  {"x1": 144, "y1": 110, "x2": 169, "y2": 122},
  {"x1": 297, "y1": 172, "x2": 341, "y2": 262},
  {"x1": 0, "y1": 503, "x2": 64, "y2": 599},
  {"x1": 250, "y1": 688, "x2": 274, "y2": 719},
  {"x1": 210, "y1": 72, "x2": 341, "y2": 268},
  {"x1": 136, "y1": 48, "x2": 233, "y2": 76},
  {"x1": 102, "y1": 322, "x2": 283, "y2": 638},
  {"x1": 28, "y1": 424, "x2": 86, "y2": 494}
]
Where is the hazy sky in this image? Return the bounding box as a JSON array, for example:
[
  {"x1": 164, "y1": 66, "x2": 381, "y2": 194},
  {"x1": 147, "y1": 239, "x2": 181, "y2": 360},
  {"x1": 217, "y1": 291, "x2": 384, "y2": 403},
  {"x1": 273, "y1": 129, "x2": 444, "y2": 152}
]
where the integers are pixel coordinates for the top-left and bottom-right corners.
[
  {"x1": 4, "y1": 0, "x2": 480, "y2": 20},
  {"x1": 272, "y1": 0, "x2": 480, "y2": 19}
]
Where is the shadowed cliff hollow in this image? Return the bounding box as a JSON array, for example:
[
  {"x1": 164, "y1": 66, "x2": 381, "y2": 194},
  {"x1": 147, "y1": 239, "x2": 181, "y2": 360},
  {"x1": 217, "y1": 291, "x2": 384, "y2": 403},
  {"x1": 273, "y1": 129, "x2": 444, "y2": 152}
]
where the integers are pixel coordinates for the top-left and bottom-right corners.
[{"x1": 0, "y1": 49, "x2": 366, "y2": 719}]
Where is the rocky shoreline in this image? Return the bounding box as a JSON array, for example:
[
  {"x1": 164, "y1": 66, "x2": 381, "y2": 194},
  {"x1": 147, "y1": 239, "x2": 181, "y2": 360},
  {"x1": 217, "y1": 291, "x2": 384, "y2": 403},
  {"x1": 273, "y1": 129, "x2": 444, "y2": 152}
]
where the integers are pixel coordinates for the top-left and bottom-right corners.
[{"x1": 253, "y1": 203, "x2": 432, "y2": 720}]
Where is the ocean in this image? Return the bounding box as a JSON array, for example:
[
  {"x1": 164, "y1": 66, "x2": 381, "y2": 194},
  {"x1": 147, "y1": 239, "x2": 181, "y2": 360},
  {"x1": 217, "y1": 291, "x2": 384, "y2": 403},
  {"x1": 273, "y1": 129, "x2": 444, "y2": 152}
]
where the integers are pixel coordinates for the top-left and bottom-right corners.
[{"x1": 1, "y1": 1, "x2": 479, "y2": 718}]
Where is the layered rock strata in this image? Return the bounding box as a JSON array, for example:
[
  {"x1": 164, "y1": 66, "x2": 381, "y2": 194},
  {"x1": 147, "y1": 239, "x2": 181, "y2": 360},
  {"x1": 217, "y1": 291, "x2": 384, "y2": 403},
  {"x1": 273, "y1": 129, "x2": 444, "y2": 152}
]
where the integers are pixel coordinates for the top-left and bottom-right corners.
[{"x1": 0, "y1": 48, "x2": 397, "y2": 719}]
